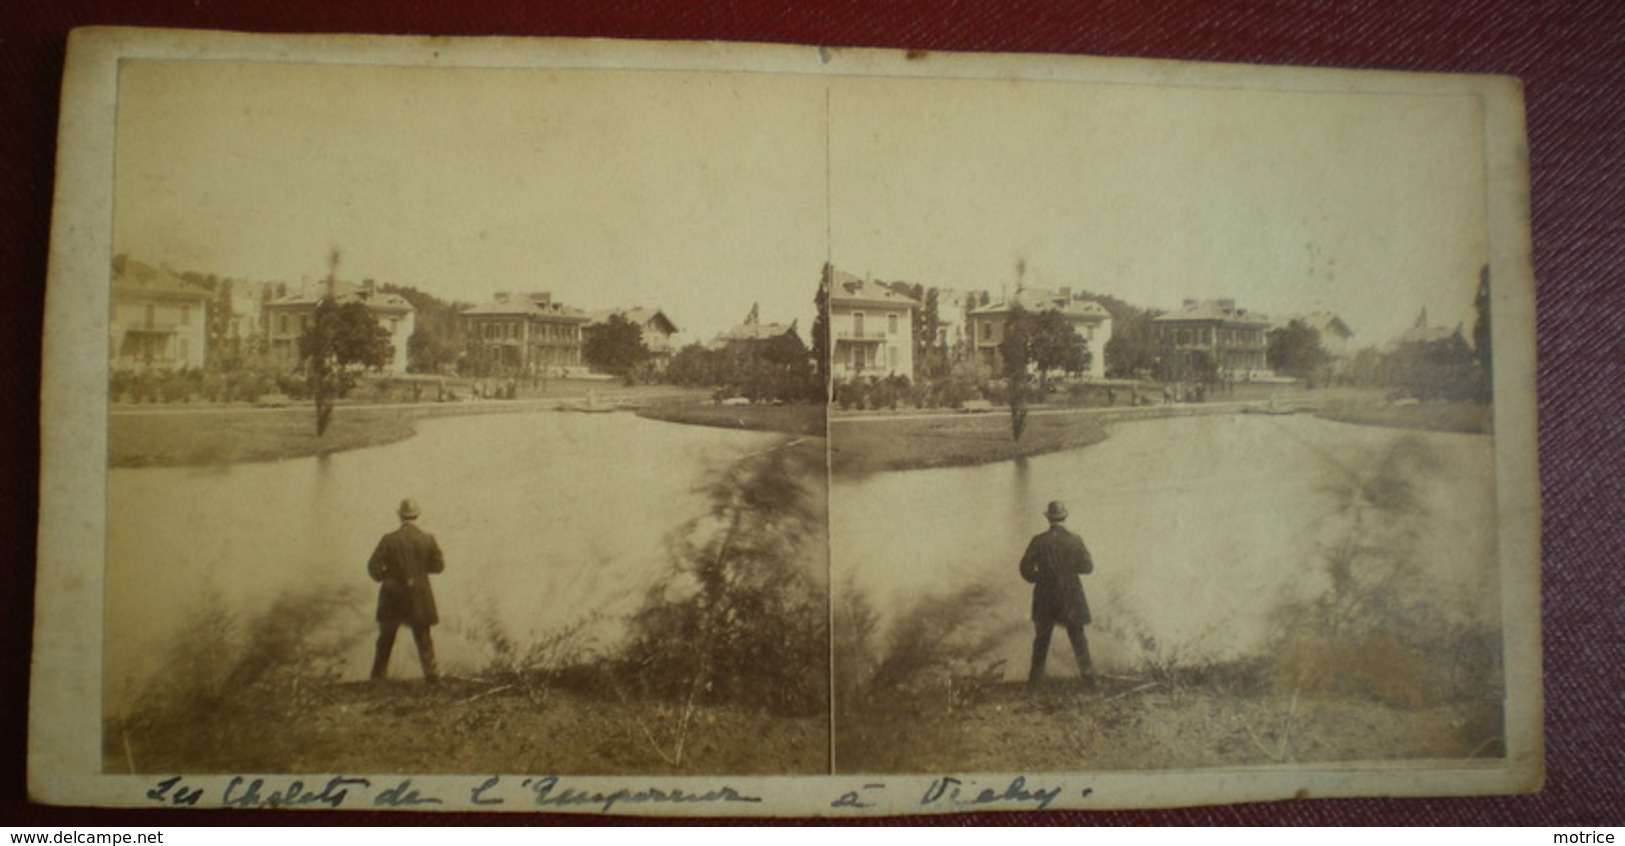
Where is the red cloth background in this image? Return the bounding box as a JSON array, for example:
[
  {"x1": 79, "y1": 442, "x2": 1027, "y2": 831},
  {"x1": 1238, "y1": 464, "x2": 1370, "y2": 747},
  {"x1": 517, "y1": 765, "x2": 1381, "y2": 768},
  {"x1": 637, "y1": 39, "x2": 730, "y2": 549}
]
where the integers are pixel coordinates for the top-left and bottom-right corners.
[{"x1": 1, "y1": 0, "x2": 1619, "y2": 826}]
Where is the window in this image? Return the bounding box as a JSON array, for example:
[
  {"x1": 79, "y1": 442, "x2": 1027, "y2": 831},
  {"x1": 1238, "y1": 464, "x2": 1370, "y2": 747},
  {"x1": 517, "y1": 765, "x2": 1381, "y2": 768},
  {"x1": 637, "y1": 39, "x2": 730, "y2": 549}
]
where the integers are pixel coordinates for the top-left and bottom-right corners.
[
  {"x1": 279, "y1": 314, "x2": 288, "y2": 334},
  {"x1": 180, "y1": 305, "x2": 190, "y2": 326},
  {"x1": 144, "y1": 304, "x2": 156, "y2": 328},
  {"x1": 888, "y1": 313, "x2": 899, "y2": 335},
  {"x1": 982, "y1": 321, "x2": 992, "y2": 341},
  {"x1": 854, "y1": 312, "x2": 865, "y2": 338}
]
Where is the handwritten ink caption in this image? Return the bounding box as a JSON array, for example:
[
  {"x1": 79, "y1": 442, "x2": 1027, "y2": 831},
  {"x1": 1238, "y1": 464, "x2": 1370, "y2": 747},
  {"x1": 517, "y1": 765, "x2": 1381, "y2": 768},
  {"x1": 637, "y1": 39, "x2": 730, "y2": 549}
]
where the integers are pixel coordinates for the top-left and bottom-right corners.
[{"x1": 141, "y1": 775, "x2": 764, "y2": 812}]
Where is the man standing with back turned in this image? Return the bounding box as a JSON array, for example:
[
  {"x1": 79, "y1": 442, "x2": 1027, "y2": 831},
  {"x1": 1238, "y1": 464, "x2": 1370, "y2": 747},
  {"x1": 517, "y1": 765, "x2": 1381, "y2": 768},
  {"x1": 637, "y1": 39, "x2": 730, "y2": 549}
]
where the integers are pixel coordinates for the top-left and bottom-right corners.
[
  {"x1": 1019, "y1": 500, "x2": 1096, "y2": 690},
  {"x1": 368, "y1": 498, "x2": 445, "y2": 683}
]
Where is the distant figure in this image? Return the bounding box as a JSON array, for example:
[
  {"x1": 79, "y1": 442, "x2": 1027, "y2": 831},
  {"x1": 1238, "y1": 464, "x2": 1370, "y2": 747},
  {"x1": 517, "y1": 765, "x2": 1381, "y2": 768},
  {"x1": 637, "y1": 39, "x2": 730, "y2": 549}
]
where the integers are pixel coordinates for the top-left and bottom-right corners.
[
  {"x1": 368, "y1": 498, "x2": 445, "y2": 683},
  {"x1": 1019, "y1": 500, "x2": 1096, "y2": 689}
]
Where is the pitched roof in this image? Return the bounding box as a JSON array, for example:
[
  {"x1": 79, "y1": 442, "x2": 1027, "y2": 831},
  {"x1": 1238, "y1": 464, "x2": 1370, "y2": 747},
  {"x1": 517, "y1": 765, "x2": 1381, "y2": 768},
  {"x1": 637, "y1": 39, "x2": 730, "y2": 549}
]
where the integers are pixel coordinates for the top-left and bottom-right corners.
[
  {"x1": 267, "y1": 279, "x2": 414, "y2": 313},
  {"x1": 1151, "y1": 299, "x2": 1270, "y2": 326},
  {"x1": 715, "y1": 321, "x2": 797, "y2": 342},
  {"x1": 112, "y1": 261, "x2": 210, "y2": 300},
  {"x1": 1391, "y1": 324, "x2": 1459, "y2": 346},
  {"x1": 970, "y1": 287, "x2": 1109, "y2": 319},
  {"x1": 1281, "y1": 312, "x2": 1354, "y2": 339},
  {"x1": 463, "y1": 297, "x2": 587, "y2": 321},
  {"x1": 585, "y1": 307, "x2": 679, "y2": 334},
  {"x1": 828, "y1": 271, "x2": 921, "y2": 308}
]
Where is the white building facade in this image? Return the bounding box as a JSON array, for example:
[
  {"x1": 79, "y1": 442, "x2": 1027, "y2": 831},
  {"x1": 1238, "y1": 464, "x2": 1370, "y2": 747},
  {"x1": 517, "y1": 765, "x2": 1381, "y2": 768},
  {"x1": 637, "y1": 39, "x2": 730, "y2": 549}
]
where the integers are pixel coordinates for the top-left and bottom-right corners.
[{"x1": 827, "y1": 269, "x2": 919, "y2": 381}]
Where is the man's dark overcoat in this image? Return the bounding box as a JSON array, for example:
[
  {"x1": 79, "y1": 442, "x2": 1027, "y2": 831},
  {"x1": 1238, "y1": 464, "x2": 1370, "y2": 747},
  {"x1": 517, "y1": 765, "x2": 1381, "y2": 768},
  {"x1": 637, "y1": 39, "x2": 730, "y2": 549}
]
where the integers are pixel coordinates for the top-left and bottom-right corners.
[
  {"x1": 1019, "y1": 523, "x2": 1094, "y2": 626},
  {"x1": 368, "y1": 522, "x2": 445, "y2": 627}
]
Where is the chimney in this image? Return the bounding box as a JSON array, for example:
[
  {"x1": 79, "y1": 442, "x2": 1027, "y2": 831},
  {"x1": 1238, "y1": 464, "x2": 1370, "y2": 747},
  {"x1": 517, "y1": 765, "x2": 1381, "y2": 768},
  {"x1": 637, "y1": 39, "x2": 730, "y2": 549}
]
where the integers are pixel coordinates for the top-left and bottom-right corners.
[
  {"x1": 1183, "y1": 298, "x2": 1197, "y2": 309},
  {"x1": 494, "y1": 291, "x2": 511, "y2": 304},
  {"x1": 1218, "y1": 298, "x2": 1236, "y2": 314},
  {"x1": 530, "y1": 291, "x2": 552, "y2": 305}
]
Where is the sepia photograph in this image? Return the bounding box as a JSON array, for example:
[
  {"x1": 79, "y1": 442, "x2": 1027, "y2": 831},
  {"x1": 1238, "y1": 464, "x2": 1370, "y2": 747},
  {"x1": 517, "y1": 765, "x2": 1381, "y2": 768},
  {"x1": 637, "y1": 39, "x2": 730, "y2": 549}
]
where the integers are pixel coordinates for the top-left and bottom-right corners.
[
  {"x1": 821, "y1": 75, "x2": 1510, "y2": 774},
  {"x1": 31, "y1": 28, "x2": 1541, "y2": 814},
  {"x1": 98, "y1": 57, "x2": 834, "y2": 778}
]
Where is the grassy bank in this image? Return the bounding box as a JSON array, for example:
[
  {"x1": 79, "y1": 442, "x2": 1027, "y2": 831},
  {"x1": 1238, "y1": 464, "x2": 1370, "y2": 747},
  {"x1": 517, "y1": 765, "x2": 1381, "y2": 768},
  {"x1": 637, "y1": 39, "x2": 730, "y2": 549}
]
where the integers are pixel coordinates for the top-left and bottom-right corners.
[
  {"x1": 109, "y1": 385, "x2": 709, "y2": 468},
  {"x1": 829, "y1": 412, "x2": 1109, "y2": 476},
  {"x1": 837, "y1": 675, "x2": 1498, "y2": 774},
  {"x1": 110, "y1": 673, "x2": 827, "y2": 776},
  {"x1": 1316, "y1": 399, "x2": 1493, "y2": 435},
  {"x1": 111, "y1": 406, "x2": 423, "y2": 468},
  {"x1": 634, "y1": 401, "x2": 827, "y2": 437}
]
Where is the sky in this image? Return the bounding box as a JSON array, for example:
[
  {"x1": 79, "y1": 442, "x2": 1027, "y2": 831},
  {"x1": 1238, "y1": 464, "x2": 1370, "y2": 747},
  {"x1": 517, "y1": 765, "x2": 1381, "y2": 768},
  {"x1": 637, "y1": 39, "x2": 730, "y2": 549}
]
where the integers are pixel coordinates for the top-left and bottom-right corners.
[{"x1": 114, "y1": 58, "x2": 1488, "y2": 347}]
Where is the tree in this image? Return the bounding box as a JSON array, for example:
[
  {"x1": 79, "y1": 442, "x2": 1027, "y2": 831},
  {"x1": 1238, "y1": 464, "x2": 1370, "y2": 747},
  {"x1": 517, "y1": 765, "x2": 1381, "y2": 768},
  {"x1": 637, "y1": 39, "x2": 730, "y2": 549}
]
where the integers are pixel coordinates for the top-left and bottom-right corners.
[
  {"x1": 622, "y1": 442, "x2": 828, "y2": 720},
  {"x1": 1102, "y1": 308, "x2": 1160, "y2": 379},
  {"x1": 1027, "y1": 309, "x2": 1091, "y2": 396},
  {"x1": 382, "y1": 283, "x2": 467, "y2": 374},
  {"x1": 299, "y1": 299, "x2": 393, "y2": 435},
  {"x1": 1389, "y1": 331, "x2": 1476, "y2": 402},
  {"x1": 205, "y1": 276, "x2": 239, "y2": 370},
  {"x1": 406, "y1": 324, "x2": 460, "y2": 375},
  {"x1": 1472, "y1": 265, "x2": 1492, "y2": 402},
  {"x1": 582, "y1": 313, "x2": 650, "y2": 380},
  {"x1": 998, "y1": 305, "x2": 1034, "y2": 442},
  {"x1": 812, "y1": 265, "x2": 832, "y2": 397},
  {"x1": 1267, "y1": 319, "x2": 1331, "y2": 380}
]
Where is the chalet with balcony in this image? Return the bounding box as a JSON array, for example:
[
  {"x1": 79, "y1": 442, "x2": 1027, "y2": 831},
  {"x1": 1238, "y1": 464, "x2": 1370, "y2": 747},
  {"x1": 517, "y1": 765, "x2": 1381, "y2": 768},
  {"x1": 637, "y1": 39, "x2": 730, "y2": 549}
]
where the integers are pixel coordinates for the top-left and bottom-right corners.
[
  {"x1": 827, "y1": 270, "x2": 920, "y2": 381},
  {"x1": 110, "y1": 259, "x2": 210, "y2": 371}
]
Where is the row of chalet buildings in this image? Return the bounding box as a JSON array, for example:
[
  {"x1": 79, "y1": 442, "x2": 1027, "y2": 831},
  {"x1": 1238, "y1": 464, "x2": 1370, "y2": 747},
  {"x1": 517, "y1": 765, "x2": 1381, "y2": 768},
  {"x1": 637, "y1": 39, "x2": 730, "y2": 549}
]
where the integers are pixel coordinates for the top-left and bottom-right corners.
[
  {"x1": 109, "y1": 259, "x2": 679, "y2": 377},
  {"x1": 112, "y1": 256, "x2": 1368, "y2": 385},
  {"x1": 825, "y1": 267, "x2": 1113, "y2": 382},
  {"x1": 824, "y1": 265, "x2": 1361, "y2": 385}
]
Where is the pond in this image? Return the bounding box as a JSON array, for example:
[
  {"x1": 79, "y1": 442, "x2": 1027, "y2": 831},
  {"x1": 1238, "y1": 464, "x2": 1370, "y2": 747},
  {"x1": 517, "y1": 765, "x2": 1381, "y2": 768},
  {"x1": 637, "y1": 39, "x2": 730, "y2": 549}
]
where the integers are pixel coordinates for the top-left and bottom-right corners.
[
  {"x1": 105, "y1": 410, "x2": 783, "y2": 709},
  {"x1": 831, "y1": 413, "x2": 1499, "y2": 678}
]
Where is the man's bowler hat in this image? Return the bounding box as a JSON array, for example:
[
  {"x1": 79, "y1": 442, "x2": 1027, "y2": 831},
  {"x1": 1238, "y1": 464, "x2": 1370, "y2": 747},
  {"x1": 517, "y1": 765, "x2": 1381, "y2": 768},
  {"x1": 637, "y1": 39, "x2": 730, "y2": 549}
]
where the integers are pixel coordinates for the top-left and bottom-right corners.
[
  {"x1": 1045, "y1": 501, "x2": 1069, "y2": 522},
  {"x1": 397, "y1": 498, "x2": 421, "y2": 520}
]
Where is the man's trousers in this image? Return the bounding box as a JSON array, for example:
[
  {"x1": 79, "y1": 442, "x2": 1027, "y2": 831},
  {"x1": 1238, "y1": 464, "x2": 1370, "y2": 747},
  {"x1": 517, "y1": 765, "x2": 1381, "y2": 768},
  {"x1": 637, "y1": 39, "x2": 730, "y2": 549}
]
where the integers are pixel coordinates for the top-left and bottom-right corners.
[
  {"x1": 1029, "y1": 619, "x2": 1093, "y2": 686},
  {"x1": 372, "y1": 621, "x2": 438, "y2": 682}
]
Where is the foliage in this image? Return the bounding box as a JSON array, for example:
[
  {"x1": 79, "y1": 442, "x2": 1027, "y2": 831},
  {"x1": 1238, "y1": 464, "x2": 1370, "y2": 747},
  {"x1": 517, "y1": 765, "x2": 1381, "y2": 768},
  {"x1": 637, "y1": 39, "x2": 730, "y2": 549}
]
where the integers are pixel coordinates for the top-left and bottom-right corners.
[
  {"x1": 662, "y1": 335, "x2": 820, "y2": 404},
  {"x1": 1472, "y1": 265, "x2": 1493, "y2": 402},
  {"x1": 109, "y1": 355, "x2": 293, "y2": 406},
  {"x1": 1271, "y1": 436, "x2": 1501, "y2": 717},
  {"x1": 114, "y1": 585, "x2": 367, "y2": 772},
  {"x1": 583, "y1": 313, "x2": 650, "y2": 379},
  {"x1": 381, "y1": 283, "x2": 468, "y2": 374},
  {"x1": 833, "y1": 374, "x2": 911, "y2": 411},
  {"x1": 837, "y1": 581, "x2": 1017, "y2": 716},
  {"x1": 997, "y1": 305, "x2": 1034, "y2": 442},
  {"x1": 1386, "y1": 332, "x2": 1479, "y2": 402},
  {"x1": 298, "y1": 299, "x2": 393, "y2": 435},
  {"x1": 621, "y1": 442, "x2": 829, "y2": 717},
  {"x1": 1027, "y1": 309, "x2": 1092, "y2": 390},
  {"x1": 1266, "y1": 319, "x2": 1331, "y2": 380},
  {"x1": 812, "y1": 264, "x2": 832, "y2": 394}
]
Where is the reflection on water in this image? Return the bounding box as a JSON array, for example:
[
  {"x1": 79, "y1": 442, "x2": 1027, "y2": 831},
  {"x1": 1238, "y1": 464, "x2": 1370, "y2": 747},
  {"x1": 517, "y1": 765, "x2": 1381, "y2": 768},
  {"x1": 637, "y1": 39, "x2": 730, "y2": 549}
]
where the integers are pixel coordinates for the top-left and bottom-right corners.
[
  {"x1": 105, "y1": 411, "x2": 782, "y2": 710},
  {"x1": 832, "y1": 414, "x2": 1499, "y2": 679}
]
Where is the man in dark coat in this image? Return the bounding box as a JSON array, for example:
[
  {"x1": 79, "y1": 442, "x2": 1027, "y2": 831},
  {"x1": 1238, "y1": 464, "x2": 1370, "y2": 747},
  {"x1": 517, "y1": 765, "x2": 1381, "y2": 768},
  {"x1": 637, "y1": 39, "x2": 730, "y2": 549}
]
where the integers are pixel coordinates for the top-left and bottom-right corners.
[
  {"x1": 1019, "y1": 500, "x2": 1096, "y2": 689},
  {"x1": 368, "y1": 498, "x2": 445, "y2": 682}
]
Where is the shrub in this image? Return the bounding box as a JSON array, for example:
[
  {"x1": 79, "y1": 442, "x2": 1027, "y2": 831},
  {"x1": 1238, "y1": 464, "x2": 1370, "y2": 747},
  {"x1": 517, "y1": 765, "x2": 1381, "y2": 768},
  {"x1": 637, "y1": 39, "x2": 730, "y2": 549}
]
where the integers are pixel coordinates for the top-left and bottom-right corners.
[
  {"x1": 620, "y1": 440, "x2": 829, "y2": 718},
  {"x1": 113, "y1": 585, "x2": 368, "y2": 772},
  {"x1": 845, "y1": 581, "x2": 1019, "y2": 715}
]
